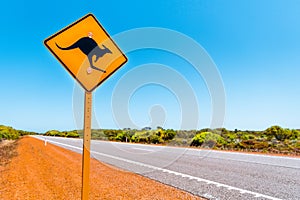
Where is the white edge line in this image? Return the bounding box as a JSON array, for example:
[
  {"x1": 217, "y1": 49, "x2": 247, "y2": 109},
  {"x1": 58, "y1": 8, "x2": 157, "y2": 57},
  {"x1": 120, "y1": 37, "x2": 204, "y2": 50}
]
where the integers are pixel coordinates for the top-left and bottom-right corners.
[{"x1": 131, "y1": 147, "x2": 155, "y2": 152}]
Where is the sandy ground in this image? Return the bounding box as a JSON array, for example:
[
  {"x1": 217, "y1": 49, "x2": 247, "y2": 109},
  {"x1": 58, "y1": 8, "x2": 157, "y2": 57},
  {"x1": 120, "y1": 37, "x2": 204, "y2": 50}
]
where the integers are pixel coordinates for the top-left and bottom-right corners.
[{"x1": 0, "y1": 137, "x2": 204, "y2": 200}]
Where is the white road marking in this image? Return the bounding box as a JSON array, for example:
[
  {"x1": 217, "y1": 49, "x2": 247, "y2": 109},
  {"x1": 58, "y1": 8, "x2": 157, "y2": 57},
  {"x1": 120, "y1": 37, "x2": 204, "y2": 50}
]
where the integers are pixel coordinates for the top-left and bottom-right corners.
[
  {"x1": 131, "y1": 147, "x2": 154, "y2": 152},
  {"x1": 44, "y1": 138, "x2": 283, "y2": 200}
]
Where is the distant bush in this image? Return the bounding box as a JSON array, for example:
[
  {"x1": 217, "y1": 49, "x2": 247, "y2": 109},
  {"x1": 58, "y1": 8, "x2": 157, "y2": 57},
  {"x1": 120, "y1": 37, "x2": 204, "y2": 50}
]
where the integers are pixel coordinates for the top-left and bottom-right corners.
[
  {"x1": 0, "y1": 126, "x2": 19, "y2": 140},
  {"x1": 45, "y1": 130, "x2": 61, "y2": 137},
  {"x1": 264, "y1": 125, "x2": 292, "y2": 141},
  {"x1": 149, "y1": 134, "x2": 163, "y2": 144},
  {"x1": 41, "y1": 125, "x2": 300, "y2": 155},
  {"x1": 191, "y1": 132, "x2": 225, "y2": 148},
  {"x1": 294, "y1": 141, "x2": 300, "y2": 149},
  {"x1": 131, "y1": 131, "x2": 151, "y2": 143},
  {"x1": 115, "y1": 131, "x2": 130, "y2": 142},
  {"x1": 66, "y1": 131, "x2": 80, "y2": 138},
  {"x1": 103, "y1": 130, "x2": 123, "y2": 141},
  {"x1": 130, "y1": 129, "x2": 176, "y2": 144},
  {"x1": 91, "y1": 130, "x2": 107, "y2": 140},
  {"x1": 161, "y1": 129, "x2": 176, "y2": 141},
  {"x1": 44, "y1": 130, "x2": 79, "y2": 138},
  {"x1": 290, "y1": 130, "x2": 300, "y2": 140},
  {"x1": 0, "y1": 125, "x2": 36, "y2": 140}
]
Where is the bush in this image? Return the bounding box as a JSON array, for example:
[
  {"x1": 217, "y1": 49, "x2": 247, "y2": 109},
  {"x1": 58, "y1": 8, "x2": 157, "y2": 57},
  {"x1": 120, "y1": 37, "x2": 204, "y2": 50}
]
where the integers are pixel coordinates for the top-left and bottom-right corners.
[
  {"x1": 160, "y1": 129, "x2": 176, "y2": 141},
  {"x1": 66, "y1": 131, "x2": 80, "y2": 138},
  {"x1": 150, "y1": 134, "x2": 163, "y2": 144},
  {"x1": 0, "y1": 125, "x2": 36, "y2": 140},
  {"x1": 103, "y1": 130, "x2": 123, "y2": 141},
  {"x1": 0, "y1": 126, "x2": 20, "y2": 140},
  {"x1": 44, "y1": 130, "x2": 79, "y2": 138},
  {"x1": 191, "y1": 132, "x2": 225, "y2": 147},
  {"x1": 240, "y1": 134, "x2": 256, "y2": 140},
  {"x1": 264, "y1": 126, "x2": 292, "y2": 141},
  {"x1": 115, "y1": 131, "x2": 130, "y2": 142},
  {"x1": 131, "y1": 131, "x2": 151, "y2": 143},
  {"x1": 253, "y1": 141, "x2": 269, "y2": 149},
  {"x1": 130, "y1": 129, "x2": 175, "y2": 144},
  {"x1": 290, "y1": 130, "x2": 300, "y2": 140},
  {"x1": 45, "y1": 130, "x2": 61, "y2": 137}
]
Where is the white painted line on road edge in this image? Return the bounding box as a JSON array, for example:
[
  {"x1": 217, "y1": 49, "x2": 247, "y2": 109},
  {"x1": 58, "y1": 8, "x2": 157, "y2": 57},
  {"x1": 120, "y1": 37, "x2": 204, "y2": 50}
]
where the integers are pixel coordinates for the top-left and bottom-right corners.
[
  {"x1": 131, "y1": 147, "x2": 154, "y2": 152},
  {"x1": 44, "y1": 139, "x2": 283, "y2": 200}
]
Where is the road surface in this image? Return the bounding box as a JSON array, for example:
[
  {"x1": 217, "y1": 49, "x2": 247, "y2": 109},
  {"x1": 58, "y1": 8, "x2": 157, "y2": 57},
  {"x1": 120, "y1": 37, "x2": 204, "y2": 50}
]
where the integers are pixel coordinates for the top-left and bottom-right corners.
[{"x1": 33, "y1": 135, "x2": 300, "y2": 200}]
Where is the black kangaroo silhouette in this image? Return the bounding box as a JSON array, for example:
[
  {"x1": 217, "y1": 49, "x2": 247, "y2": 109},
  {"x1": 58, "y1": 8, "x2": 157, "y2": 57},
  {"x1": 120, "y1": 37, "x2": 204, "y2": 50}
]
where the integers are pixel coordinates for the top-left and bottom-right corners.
[{"x1": 56, "y1": 37, "x2": 112, "y2": 73}]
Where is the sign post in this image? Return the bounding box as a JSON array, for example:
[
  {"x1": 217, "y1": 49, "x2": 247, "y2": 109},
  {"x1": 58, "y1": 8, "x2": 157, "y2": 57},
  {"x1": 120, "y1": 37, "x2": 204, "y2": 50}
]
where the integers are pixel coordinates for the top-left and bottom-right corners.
[
  {"x1": 44, "y1": 14, "x2": 127, "y2": 200},
  {"x1": 82, "y1": 91, "x2": 92, "y2": 199}
]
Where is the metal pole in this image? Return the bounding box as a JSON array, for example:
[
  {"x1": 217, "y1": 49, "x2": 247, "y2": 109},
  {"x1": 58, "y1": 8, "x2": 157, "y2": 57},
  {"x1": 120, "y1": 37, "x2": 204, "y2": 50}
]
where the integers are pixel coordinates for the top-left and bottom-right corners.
[{"x1": 82, "y1": 91, "x2": 92, "y2": 200}]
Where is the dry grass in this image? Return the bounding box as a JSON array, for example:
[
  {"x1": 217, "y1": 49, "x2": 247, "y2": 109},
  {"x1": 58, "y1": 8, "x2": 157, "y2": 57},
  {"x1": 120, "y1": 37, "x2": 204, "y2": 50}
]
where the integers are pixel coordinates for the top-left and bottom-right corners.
[{"x1": 0, "y1": 140, "x2": 18, "y2": 167}]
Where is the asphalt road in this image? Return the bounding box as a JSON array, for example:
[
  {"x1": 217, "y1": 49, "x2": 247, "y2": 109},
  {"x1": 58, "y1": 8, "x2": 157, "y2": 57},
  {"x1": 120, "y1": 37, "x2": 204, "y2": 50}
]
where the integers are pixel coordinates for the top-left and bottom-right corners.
[{"x1": 33, "y1": 135, "x2": 300, "y2": 200}]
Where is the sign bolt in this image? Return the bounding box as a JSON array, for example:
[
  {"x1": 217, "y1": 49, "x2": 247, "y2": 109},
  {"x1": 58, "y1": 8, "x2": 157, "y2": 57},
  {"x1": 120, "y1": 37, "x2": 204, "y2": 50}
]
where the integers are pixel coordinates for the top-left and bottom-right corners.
[{"x1": 87, "y1": 67, "x2": 92, "y2": 74}]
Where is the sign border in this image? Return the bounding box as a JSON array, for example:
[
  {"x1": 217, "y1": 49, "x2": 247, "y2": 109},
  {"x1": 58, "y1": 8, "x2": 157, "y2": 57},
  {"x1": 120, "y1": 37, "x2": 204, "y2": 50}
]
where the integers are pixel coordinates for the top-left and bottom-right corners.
[{"x1": 44, "y1": 13, "x2": 128, "y2": 92}]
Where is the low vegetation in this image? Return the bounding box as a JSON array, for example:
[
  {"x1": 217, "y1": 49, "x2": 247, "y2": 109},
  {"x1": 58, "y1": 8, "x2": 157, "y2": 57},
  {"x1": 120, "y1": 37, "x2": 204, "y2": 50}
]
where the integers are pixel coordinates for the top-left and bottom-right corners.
[
  {"x1": 0, "y1": 123, "x2": 299, "y2": 156},
  {"x1": 102, "y1": 128, "x2": 176, "y2": 144},
  {"x1": 1, "y1": 123, "x2": 298, "y2": 158},
  {"x1": 0, "y1": 125, "x2": 36, "y2": 141},
  {"x1": 44, "y1": 130, "x2": 80, "y2": 138},
  {"x1": 0, "y1": 140, "x2": 18, "y2": 166},
  {"x1": 190, "y1": 126, "x2": 300, "y2": 155}
]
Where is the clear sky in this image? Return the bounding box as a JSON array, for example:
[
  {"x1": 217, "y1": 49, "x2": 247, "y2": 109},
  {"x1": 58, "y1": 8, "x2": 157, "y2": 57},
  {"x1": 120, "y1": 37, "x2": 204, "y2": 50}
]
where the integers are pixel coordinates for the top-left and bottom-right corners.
[{"x1": 0, "y1": 0, "x2": 299, "y2": 133}]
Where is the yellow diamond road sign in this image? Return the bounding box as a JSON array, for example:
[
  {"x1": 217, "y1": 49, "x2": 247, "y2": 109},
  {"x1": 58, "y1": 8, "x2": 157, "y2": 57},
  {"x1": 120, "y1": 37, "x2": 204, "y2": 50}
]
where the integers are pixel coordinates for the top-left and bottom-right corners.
[{"x1": 44, "y1": 14, "x2": 127, "y2": 92}]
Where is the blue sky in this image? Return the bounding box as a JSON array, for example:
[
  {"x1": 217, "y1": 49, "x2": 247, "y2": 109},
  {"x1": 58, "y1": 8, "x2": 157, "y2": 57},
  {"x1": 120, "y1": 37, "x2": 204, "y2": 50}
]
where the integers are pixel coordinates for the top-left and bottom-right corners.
[{"x1": 0, "y1": 0, "x2": 299, "y2": 132}]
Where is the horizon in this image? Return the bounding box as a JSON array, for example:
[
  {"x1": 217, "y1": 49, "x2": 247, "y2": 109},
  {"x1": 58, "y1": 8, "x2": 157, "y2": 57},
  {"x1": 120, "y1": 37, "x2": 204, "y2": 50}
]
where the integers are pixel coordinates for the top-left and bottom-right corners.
[{"x1": 1, "y1": 123, "x2": 299, "y2": 134}]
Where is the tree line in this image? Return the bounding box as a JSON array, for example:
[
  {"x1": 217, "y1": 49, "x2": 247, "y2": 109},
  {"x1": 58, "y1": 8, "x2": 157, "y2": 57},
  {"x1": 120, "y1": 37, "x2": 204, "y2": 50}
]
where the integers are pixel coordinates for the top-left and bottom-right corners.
[
  {"x1": 0, "y1": 125, "x2": 36, "y2": 141},
  {"x1": 44, "y1": 130, "x2": 80, "y2": 138},
  {"x1": 2, "y1": 124, "x2": 299, "y2": 155},
  {"x1": 42, "y1": 125, "x2": 300, "y2": 155},
  {"x1": 189, "y1": 126, "x2": 300, "y2": 155}
]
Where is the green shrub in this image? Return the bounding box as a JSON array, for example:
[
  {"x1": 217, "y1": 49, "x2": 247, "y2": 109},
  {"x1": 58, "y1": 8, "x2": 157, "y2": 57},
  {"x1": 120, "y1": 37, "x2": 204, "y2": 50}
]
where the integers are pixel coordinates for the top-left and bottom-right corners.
[
  {"x1": 149, "y1": 134, "x2": 163, "y2": 144},
  {"x1": 294, "y1": 141, "x2": 300, "y2": 149},
  {"x1": 160, "y1": 129, "x2": 176, "y2": 141},
  {"x1": 240, "y1": 134, "x2": 256, "y2": 140},
  {"x1": 103, "y1": 130, "x2": 123, "y2": 141},
  {"x1": 0, "y1": 126, "x2": 19, "y2": 140},
  {"x1": 131, "y1": 131, "x2": 151, "y2": 143},
  {"x1": 264, "y1": 126, "x2": 292, "y2": 141},
  {"x1": 290, "y1": 130, "x2": 300, "y2": 140},
  {"x1": 45, "y1": 130, "x2": 61, "y2": 137},
  {"x1": 191, "y1": 132, "x2": 225, "y2": 147},
  {"x1": 66, "y1": 131, "x2": 80, "y2": 138},
  {"x1": 115, "y1": 131, "x2": 130, "y2": 142}
]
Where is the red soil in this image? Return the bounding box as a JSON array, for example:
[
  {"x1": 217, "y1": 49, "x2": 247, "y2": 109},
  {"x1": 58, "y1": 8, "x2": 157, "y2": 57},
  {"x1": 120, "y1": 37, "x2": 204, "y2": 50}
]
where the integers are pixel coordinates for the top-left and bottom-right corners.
[{"x1": 0, "y1": 137, "x2": 203, "y2": 200}]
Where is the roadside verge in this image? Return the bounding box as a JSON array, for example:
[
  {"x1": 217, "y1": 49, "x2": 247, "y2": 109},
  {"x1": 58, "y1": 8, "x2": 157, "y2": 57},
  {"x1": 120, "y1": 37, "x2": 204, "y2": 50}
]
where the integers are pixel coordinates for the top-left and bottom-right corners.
[{"x1": 0, "y1": 137, "x2": 203, "y2": 200}]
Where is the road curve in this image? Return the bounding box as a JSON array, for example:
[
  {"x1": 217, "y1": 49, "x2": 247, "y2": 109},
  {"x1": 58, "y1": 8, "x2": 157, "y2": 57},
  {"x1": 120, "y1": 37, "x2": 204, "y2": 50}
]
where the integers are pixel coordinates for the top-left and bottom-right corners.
[{"x1": 33, "y1": 135, "x2": 300, "y2": 200}]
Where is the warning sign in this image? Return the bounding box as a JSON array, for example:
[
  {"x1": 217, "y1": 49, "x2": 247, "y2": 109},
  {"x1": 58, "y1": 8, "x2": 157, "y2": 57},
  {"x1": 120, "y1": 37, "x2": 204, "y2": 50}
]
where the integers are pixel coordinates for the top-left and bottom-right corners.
[{"x1": 44, "y1": 14, "x2": 127, "y2": 92}]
